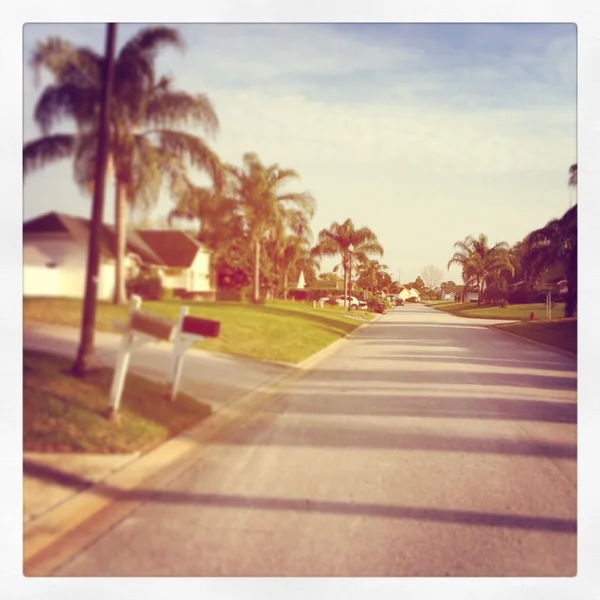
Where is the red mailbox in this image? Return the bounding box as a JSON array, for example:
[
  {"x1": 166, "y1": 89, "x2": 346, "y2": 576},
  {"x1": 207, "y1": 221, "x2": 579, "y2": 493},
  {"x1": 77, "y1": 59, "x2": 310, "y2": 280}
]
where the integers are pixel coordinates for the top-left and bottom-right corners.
[{"x1": 182, "y1": 315, "x2": 220, "y2": 338}]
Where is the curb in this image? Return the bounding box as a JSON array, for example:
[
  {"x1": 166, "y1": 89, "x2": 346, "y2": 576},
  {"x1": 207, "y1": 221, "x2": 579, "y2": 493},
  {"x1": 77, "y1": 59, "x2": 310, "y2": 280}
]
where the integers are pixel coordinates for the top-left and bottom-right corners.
[
  {"x1": 488, "y1": 324, "x2": 577, "y2": 359},
  {"x1": 296, "y1": 312, "x2": 384, "y2": 371},
  {"x1": 23, "y1": 311, "x2": 384, "y2": 576}
]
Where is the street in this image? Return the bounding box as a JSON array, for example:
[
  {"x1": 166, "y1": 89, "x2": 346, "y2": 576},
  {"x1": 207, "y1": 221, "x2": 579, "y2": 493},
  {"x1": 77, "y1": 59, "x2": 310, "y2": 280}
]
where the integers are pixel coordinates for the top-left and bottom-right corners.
[{"x1": 53, "y1": 304, "x2": 577, "y2": 577}]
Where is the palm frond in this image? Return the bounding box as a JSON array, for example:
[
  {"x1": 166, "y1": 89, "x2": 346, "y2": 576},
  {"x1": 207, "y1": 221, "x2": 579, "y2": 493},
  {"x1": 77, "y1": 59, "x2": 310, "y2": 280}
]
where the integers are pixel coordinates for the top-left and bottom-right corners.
[
  {"x1": 34, "y1": 83, "x2": 98, "y2": 134},
  {"x1": 156, "y1": 130, "x2": 223, "y2": 189},
  {"x1": 31, "y1": 38, "x2": 101, "y2": 89},
  {"x1": 145, "y1": 87, "x2": 219, "y2": 136},
  {"x1": 23, "y1": 134, "x2": 76, "y2": 176},
  {"x1": 568, "y1": 163, "x2": 577, "y2": 187}
]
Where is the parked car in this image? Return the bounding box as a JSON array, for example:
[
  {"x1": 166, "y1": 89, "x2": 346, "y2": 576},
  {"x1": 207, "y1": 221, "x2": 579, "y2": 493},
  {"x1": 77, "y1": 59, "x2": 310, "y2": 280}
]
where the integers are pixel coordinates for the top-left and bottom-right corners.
[
  {"x1": 395, "y1": 297, "x2": 404, "y2": 306},
  {"x1": 320, "y1": 295, "x2": 368, "y2": 310}
]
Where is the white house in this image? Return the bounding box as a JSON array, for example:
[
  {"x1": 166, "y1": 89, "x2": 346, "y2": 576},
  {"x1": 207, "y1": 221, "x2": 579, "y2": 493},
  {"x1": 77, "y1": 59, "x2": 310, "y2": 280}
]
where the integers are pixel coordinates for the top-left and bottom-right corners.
[
  {"x1": 440, "y1": 285, "x2": 479, "y2": 302},
  {"x1": 23, "y1": 212, "x2": 214, "y2": 300},
  {"x1": 135, "y1": 230, "x2": 213, "y2": 297},
  {"x1": 398, "y1": 287, "x2": 421, "y2": 302}
]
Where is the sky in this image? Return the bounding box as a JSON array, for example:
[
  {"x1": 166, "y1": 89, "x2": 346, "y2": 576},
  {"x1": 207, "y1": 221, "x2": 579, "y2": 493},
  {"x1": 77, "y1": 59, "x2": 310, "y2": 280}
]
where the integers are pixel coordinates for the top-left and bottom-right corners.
[{"x1": 22, "y1": 23, "x2": 577, "y2": 285}]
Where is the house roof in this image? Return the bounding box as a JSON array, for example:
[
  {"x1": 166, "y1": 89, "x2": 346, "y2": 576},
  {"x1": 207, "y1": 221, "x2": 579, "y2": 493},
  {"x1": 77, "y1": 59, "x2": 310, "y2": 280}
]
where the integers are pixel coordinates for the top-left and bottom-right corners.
[
  {"x1": 136, "y1": 230, "x2": 207, "y2": 268},
  {"x1": 442, "y1": 285, "x2": 465, "y2": 295},
  {"x1": 23, "y1": 212, "x2": 207, "y2": 268}
]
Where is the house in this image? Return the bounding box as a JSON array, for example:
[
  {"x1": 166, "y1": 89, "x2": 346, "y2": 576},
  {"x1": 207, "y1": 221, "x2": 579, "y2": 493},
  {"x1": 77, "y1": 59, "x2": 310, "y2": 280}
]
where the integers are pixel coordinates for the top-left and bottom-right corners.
[
  {"x1": 135, "y1": 230, "x2": 214, "y2": 299},
  {"x1": 23, "y1": 211, "x2": 214, "y2": 301},
  {"x1": 440, "y1": 285, "x2": 479, "y2": 302},
  {"x1": 398, "y1": 287, "x2": 421, "y2": 302},
  {"x1": 536, "y1": 261, "x2": 568, "y2": 294}
]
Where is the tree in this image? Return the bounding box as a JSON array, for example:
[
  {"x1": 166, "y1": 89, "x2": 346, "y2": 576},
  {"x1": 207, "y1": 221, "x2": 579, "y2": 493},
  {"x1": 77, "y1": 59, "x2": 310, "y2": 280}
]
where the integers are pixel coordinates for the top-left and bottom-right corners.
[
  {"x1": 277, "y1": 234, "x2": 314, "y2": 299},
  {"x1": 228, "y1": 152, "x2": 315, "y2": 303},
  {"x1": 440, "y1": 280, "x2": 456, "y2": 289},
  {"x1": 311, "y1": 219, "x2": 383, "y2": 309},
  {"x1": 420, "y1": 265, "x2": 444, "y2": 292},
  {"x1": 525, "y1": 205, "x2": 577, "y2": 317},
  {"x1": 447, "y1": 234, "x2": 514, "y2": 304},
  {"x1": 355, "y1": 259, "x2": 389, "y2": 295},
  {"x1": 405, "y1": 276, "x2": 426, "y2": 294},
  {"x1": 23, "y1": 27, "x2": 222, "y2": 304},
  {"x1": 72, "y1": 23, "x2": 117, "y2": 376}
]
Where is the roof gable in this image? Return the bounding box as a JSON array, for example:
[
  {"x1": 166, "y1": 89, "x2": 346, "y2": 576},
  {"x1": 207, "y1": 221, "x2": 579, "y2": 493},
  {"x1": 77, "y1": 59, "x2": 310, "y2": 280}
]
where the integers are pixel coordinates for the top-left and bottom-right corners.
[
  {"x1": 135, "y1": 230, "x2": 206, "y2": 267},
  {"x1": 24, "y1": 212, "x2": 164, "y2": 265}
]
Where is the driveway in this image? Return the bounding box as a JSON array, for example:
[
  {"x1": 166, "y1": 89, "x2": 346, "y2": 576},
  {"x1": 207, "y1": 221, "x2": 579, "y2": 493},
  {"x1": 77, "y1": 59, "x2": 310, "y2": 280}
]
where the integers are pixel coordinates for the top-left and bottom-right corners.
[{"x1": 49, "y1": 304, "x2": 577, "y2": 576}]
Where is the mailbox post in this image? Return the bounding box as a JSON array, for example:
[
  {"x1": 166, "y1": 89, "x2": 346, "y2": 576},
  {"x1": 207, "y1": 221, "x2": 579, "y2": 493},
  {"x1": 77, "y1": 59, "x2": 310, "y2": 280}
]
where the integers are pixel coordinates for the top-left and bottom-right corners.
[
  {"x1": 167, "y1": 308, "x2": 221, "y2": 403},
  {"x1": 108, "y1": 297, "x2": 221, "y2": 418},
  {"x1": 108, "y1": 295, "x2": 141, "y2": 419},
  {"x1": 108, "y1": 297, "x2": 177, "y2": 419}
]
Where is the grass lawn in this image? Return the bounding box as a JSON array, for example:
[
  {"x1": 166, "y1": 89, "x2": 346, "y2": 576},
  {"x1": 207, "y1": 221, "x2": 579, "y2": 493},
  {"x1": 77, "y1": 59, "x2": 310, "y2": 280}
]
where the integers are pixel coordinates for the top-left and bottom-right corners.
[
  {"x1": 492, "y1": 319, "x2": 577, "y2": 354},
  {"x1": 23, "y1": 298, "x2": 376, "y2": 364},
  {"x1": 431, "y1": 301, "x2": 571, "y2": 321},
  {"x1": 23, "y1": 349, "x2": 212, "y2": 453}
]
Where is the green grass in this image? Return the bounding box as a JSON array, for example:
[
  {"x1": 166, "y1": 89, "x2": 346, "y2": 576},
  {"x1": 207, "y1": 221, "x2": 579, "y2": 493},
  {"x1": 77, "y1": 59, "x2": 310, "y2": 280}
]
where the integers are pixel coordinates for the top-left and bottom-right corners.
[
  {"x1": 23, "y1": 349, "x2": 212, "y2": 454},
  {"x1": 431, "y1": 301, "x2": 571, "y2": 321},
  {"x1": 492, "y1": 319, "x2": 577, "y2": 354},
  {"x1": 23, "y1": 298, "x2": 375, "y2": 364}
]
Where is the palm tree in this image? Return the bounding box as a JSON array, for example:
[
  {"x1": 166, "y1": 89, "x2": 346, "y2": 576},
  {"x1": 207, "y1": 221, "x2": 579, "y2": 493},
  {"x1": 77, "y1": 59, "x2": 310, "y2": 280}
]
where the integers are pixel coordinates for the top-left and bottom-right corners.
[
  {"x1": 447, "y1": 234, "x2": 514, "y2": 305},
  {"x1": 312, "y1": 219, "x2": 384, "y2": 309},
  {"x1": 525, "y1": 205, "x2": 577, "y2": 317},
  {"x1": 23, "y1": 27, "x2": 221, "y2": 304},
  {"x1": 356, "y1": 258, "x2": 389, "y2": 295},
  {"x1": 168, "y1": 174, "x2": 242, "y2": 251},
  {"x1": 229, "y1": 152, "x2": 315, "y2": 303}
]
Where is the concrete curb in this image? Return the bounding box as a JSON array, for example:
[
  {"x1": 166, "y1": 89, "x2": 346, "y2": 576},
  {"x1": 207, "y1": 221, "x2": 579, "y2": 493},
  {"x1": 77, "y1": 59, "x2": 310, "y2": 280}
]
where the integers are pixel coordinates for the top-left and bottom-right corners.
[
  {"x1": 23, "y1": 311, "x2": 384, "y2": 576},
  {"x1": 488, "y1": 324, "x2": 577, "y2": 359},
  {"x1": 296, "y1": 312, "x2": 384, "y2": 371}
]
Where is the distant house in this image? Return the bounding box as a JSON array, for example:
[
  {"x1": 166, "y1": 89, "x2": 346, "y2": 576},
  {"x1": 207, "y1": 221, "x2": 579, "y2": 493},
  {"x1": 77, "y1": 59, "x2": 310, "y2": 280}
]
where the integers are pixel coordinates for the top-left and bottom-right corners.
[
  {"x1": 536, "y1": 261, "x2": 568, "y2": 294},
  {"x1": 23, "y1": 211, "x2": 214, "y2": 301},
  {"x1": 440, "y1": 284, "x2": 479, "y2": 302},
  {"x1": 398, "y1": 287, "x2": 421, "y2": 302}
]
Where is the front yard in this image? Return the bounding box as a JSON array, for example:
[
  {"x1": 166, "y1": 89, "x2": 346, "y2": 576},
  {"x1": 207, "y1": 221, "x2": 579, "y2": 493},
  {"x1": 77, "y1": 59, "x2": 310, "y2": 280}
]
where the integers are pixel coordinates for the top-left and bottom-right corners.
[
  {"x1": 24, "y1": 350, "x2": 212, "y2": 453},
  {"x1": 23, "y1": 298, "x2": 376, "y2": 364}
]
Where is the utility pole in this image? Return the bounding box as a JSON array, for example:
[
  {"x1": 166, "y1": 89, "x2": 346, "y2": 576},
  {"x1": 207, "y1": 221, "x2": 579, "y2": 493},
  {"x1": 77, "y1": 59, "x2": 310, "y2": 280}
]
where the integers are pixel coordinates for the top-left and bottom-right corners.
[{"x1": 72, "y1": 23, "x2": 117, "y2": 376}]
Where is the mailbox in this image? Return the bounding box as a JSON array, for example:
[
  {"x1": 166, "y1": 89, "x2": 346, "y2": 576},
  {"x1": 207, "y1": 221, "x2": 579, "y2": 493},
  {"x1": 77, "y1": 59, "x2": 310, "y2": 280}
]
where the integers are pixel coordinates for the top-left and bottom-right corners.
[{"x1": 182, "y1": 315, "x2": 220, "y2": 338}]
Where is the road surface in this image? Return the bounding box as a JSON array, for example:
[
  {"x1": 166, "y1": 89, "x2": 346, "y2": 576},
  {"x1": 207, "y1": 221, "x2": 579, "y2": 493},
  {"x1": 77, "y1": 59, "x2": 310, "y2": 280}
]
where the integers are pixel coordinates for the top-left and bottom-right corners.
[{"x1": 53, "y1": 304, "x2": 577, "y2": 576}]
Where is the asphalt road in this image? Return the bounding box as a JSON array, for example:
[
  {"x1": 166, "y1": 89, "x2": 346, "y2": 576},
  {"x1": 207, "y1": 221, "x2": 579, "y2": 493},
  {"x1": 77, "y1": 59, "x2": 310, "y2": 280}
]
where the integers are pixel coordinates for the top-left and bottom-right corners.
[{"x1": 54, "y1": 304, "x2": 577, "y2": 577}]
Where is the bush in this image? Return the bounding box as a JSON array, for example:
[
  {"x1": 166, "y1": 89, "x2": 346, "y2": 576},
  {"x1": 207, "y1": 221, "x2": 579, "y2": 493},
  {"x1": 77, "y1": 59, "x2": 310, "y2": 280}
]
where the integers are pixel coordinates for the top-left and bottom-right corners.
[
  {"x1": 368, "y1": 297, "x2": 386, "y2": 313},
  {"x1": 499, "y1": 299, "x2": 508, "y2": 308},
  {"x1": 126, "y1": 273, "x2": 163, "y2": 301}
]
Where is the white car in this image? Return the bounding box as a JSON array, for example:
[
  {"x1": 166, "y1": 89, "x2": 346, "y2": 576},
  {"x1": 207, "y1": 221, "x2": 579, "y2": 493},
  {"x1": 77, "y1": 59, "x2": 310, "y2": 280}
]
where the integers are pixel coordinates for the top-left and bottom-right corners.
[{"x1": 320, "y1": 295, "x2": 368, "y2": 310}]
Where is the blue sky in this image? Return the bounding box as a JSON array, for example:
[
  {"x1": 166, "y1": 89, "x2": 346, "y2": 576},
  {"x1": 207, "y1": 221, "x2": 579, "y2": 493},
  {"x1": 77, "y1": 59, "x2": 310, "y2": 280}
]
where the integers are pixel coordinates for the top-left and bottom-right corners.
[{"x1": 22, "y1": 23, "x2": 577, "y2": 284}]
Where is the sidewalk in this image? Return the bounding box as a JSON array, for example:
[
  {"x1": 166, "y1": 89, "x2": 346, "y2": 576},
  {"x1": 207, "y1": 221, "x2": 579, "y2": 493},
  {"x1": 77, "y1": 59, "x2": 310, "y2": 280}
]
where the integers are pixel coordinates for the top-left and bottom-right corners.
[{"x1": 23, "y1": 321, "x2": 294, "y2": 525}]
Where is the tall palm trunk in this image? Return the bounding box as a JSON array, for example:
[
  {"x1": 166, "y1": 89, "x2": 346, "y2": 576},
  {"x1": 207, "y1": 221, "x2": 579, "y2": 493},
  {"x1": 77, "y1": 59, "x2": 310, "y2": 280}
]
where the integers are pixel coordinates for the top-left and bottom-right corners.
[
  {"x1": 113, "y1": 180, "x2": 128, "y2": 304},
  {"x1": 253, "y1": 238, "x2": 261, "y2": 303},
  {"x1": 283, "y1": 269, "x2": 289, "y2": 300}
]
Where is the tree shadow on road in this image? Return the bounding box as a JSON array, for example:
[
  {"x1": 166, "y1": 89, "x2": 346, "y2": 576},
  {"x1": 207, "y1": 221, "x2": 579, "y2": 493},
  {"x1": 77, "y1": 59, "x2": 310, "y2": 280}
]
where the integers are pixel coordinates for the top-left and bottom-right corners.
[{"x1": 23, "y1": 461, "x2": 576, "y2": 534}]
